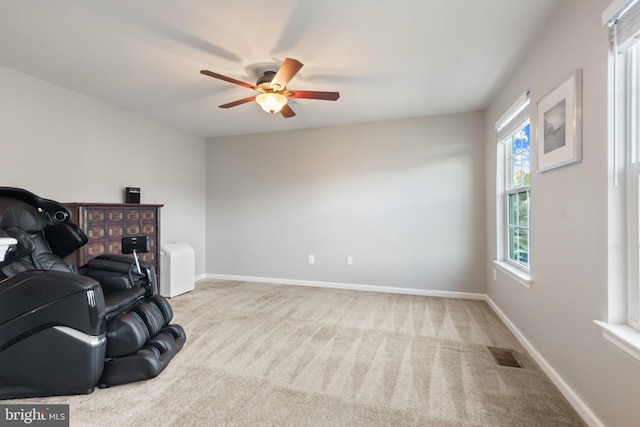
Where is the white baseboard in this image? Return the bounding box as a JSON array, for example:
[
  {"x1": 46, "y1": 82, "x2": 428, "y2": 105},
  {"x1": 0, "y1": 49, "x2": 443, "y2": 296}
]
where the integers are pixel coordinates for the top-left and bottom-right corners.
[
  {"x1": 485, "y1": 297, "x2": 604, "y2": 427},
  {"x1": 201, "y1": 273, "x2": 602, "y2": 427},
  {"x1": 203, "y1": 273, "x2": 486, "y2": 300}
]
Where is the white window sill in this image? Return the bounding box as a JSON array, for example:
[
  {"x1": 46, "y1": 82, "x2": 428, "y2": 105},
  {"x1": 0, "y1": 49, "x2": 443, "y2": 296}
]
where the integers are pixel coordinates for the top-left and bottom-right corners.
[
  {"x1": 493, "y1": 260, "x2": 532, "y2": 288},
  {"x1": 594, "y1": 320, "x2": 640, "y2": 363}
]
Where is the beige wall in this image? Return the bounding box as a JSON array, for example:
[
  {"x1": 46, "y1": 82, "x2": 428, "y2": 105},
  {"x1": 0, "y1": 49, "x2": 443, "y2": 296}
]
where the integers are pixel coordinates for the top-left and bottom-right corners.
[
  {"x1": 206, "y1": 112, "x2": 486, "y2": 293},
  {"x1": 0, "y1": 65, "x2": 207, "y2": 276},
  {"x1": 485, "y1": 0, "x2": 639, "y2": 425}
]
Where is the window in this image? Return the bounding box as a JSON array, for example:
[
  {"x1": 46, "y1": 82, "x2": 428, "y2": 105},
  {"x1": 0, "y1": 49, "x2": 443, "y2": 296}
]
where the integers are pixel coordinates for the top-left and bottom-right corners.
[
  {"x1": 505, "y1": 123, "x2": 531, "y2": 268},
  {"x1": 611, "y1": 0, "x2": 640, "y2": 329},
  {"x1": 596, "y1": 0, "x2": 640, "y2": 361},
  {"x1": 495, "y1": 93, "x2": 531, "y2": 280}
]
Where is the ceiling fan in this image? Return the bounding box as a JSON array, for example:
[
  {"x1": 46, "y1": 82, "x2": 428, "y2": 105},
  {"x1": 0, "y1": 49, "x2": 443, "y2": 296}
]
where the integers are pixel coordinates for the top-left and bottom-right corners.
[{"x1": 200, "y1": 58, "x2": 340, "y2": 118}]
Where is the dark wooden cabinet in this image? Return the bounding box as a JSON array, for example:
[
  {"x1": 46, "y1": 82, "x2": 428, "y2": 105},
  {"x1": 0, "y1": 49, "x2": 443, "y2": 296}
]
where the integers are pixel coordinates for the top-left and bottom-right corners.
[{"x1": 64, "y1": 203, "x2": 163, "y2": 281}]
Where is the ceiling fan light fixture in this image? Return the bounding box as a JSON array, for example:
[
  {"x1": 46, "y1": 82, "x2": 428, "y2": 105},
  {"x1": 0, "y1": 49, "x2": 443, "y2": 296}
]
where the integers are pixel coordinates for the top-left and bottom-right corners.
[
  {"x1": 201, "y1": 57, "x2": 339, "y2": 118},
  {"x1": 256, "y1": 92, "x2": 288, "y2": 114}
]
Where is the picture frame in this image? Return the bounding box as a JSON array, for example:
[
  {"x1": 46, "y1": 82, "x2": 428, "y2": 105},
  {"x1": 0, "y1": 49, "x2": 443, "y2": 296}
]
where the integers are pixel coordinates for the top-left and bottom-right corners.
[{"x1": 536, "y1": 69, "x2": 582, "y2": 172}]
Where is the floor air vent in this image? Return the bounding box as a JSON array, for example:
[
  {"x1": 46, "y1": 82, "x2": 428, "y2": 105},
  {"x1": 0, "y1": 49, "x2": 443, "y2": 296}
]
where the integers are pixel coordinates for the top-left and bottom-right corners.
[{"x1": 487, "y1": 347, "x2": 522, "y2": 368}]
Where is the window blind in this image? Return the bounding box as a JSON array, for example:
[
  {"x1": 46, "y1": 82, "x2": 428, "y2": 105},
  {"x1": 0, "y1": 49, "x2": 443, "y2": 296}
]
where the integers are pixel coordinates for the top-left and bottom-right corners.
[
  {"x1": 496, "y1": 92, "x2": 530, "y2": 141},
  {"x1": 609, "y1": 0, "x2": 640, "y2": 49},
  {"x1": 607, "y1": 0, "x2": 640, "y2": 186}
]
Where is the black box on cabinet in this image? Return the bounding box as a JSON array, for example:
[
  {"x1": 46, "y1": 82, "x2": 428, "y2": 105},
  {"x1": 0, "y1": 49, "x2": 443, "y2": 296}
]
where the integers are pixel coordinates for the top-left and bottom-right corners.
[{"x1": 125, "y1": 187, "x2": 140, "y2": 204}]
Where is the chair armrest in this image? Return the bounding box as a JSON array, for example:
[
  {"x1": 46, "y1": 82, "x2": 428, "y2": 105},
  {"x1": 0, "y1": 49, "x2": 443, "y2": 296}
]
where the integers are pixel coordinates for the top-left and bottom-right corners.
[
  {"x1": 79, "y1": 254, "x2": 157, "y2": 296},
  {"x1": 0, "y1": 271, "x2": 105, "y2": 349}
]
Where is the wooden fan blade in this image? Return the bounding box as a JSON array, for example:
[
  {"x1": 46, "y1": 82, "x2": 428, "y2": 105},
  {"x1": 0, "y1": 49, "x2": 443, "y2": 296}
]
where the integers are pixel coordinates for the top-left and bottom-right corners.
[
  {"x1": 289, "y1": 90, "x2": 340, "y2": 101},
  {"x1": 280, "y1": 104, "x2": 296, "y2": 118},
  {"x1": 219, "y1": 96, "x2": 256, "y2": 108},
  {"x1": 271, "y1": 58, "x2": 303, "y2": 90},
  {"x1": 200, "y1": 70, "x2": 256, "y2": 90}
]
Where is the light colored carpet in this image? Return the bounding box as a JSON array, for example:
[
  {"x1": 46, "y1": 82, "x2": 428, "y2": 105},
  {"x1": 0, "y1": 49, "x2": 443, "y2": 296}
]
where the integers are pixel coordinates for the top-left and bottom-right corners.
[{"x1": 10, "y1": 280, "x2": 585, "y2": 426}]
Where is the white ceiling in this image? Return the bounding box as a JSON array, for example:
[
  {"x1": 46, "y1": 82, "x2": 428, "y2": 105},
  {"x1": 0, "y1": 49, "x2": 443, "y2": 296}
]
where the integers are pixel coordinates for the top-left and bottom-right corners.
[{"x1": 0, "y1": 0, "x2": 560, "y2": 138}]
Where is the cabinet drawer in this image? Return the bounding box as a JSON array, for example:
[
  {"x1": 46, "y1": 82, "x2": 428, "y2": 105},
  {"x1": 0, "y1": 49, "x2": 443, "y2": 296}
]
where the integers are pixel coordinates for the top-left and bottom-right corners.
[
  {"x1": 107, "y1": 223, "x2": 124, "y2": 238},
  {"x1": 126, "y1": 211, "x2": 140, "y2": 222},
  {"x1": 85, "y1": 242, "x2": 106, "y2": 257},
  {"x1": 141, "y1": 252, "x2": 155, "y2": 263},
  {"x1": 141, "y1": 222, "x2": 156, "y2": 235},
  {"x1": 141, "y1": 209, "x2": 156, "y2": 221},
  {"x1": 86, "y1": 225, "x2": 106, "y2": 239},
  {"x1": 126, "y1": 224, "x2": 140, "y2": 235},
  {"x1": 107, "y1": 210, "x2": 124, "y2": 222},
  {"x1": 107, "y1": 239, "x2": 122, "y2": 254},
  {"x1": 86, "y1": 209, "x2": 105, "y2": 223}
]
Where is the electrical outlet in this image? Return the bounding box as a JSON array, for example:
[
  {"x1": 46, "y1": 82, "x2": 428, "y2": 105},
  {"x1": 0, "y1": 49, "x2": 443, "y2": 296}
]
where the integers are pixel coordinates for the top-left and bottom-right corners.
[
  {"x1": 346, "y1": 256, "x2": 353, "y2": 266},
  {"x1": 308, "y1": 254, "x2": 315, "y2": 264}
]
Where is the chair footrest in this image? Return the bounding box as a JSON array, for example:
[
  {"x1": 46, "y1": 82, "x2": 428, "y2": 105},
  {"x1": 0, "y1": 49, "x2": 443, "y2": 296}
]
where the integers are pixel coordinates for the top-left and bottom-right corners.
[{"x1": 98, "y1": 332, "x2": 181, "y2": 388}]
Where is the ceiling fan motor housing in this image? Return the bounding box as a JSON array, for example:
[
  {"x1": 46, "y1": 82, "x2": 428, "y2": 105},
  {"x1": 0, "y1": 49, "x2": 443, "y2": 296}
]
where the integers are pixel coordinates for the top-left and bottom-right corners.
[{"x1": 257, "y1": 71, "x2": 277, "y2": 89}]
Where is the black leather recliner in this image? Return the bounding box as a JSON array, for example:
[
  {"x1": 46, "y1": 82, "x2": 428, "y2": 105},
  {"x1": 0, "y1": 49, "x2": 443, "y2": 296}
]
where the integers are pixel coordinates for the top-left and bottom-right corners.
[{"x1": 0, "y1": 188, "x2": 186, "y2": 399}]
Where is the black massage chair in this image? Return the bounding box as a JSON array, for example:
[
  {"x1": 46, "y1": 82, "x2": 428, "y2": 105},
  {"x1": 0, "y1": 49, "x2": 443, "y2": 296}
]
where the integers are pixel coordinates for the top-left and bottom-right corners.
[{"x1": 0, "y1": 187, "x2": 186, "y2": 399}]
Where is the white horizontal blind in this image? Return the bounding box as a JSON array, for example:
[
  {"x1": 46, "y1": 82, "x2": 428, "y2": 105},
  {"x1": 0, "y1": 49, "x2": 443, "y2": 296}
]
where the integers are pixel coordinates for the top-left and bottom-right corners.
[
  {"x1": 608, "y1": 0, "x2": 640, "y2": 186},
  {"x1": 609, "y1": 0, "x2": 640, "y2": 48}
]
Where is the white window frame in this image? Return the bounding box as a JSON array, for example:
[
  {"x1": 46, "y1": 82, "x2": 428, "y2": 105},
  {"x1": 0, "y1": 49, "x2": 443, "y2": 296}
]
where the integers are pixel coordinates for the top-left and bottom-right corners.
[
  {"x1": 504, "y1": 126, "x2": 531, "y2": 270},
  {"x1": 494, "y1": 93, "x2": 532, "y2": 287},
  {"x1": 626, "y1": 42, "x2": 640, "y2": 330},
  {"x1": 596, "y1": 0, "x2": 640, "y2": 362}
]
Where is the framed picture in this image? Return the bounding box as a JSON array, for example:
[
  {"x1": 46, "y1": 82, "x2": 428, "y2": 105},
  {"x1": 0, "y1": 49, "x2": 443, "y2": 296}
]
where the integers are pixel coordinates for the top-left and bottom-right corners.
[{"x1": 536, "y1": 69, "x2": 582, "y2": 172}]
